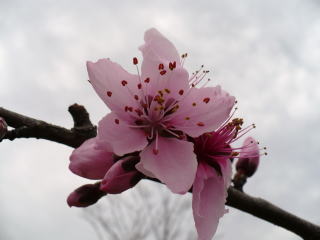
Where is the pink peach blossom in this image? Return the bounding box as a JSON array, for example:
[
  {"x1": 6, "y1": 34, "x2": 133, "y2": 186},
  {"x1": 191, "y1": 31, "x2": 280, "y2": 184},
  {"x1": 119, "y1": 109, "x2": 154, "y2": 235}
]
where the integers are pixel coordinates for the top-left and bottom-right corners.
[
  {"x1": 87, "y1": 28, "x2": 235, "y2": 194},
  {"x1": 192, "y1": 118, "x2": 256, "y2": 240}
]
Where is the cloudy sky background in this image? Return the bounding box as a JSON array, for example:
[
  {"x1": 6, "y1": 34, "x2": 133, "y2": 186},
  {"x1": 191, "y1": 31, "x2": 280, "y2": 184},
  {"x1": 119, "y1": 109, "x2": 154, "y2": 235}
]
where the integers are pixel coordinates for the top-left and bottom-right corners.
[{"x1": 1, "y1": 0, "x2": 320, "y2": 239}]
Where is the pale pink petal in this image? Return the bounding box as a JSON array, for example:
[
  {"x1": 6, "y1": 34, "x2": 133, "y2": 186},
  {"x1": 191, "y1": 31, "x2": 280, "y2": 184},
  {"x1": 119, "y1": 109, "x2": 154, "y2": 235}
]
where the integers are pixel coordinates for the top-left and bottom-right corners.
[
  {"x1": 192, "y1": 163, "x2": 228, "y2": 240},
  {"x1": 87, "y1": 59, "x2": 141, "y2": 118},
  {"x1": 139, "y1": 137, "x2": 197, "y2": 194},
  {"x1": 135, "y1": 162, "x2": 156, "y2": 178},
  {"x1": 98, "y1": 112, "x2": 148, "y2": 156},
  {"x1": 139, "y1": 28, "x2": 180, "y2": 67},
  {"x1": 69, "y1": 137, "x2": 114, "y2": 180},
  {"x1": 168, "y1": 86, "x2": 235, "y2": 137},
  {"x1": 139, "y1": 28, "x2": 184, "y2": 96}
]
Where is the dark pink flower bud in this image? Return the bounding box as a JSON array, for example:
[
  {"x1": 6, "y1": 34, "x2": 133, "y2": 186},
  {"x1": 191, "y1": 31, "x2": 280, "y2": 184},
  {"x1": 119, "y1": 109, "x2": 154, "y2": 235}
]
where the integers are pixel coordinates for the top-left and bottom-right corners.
[
  {"x1": 67, "y1": 182, "x2": 106, "y2": 208},
  {"x1": 0, "y1": 117, "x2": 8, "y2": 139},
  {"x1": 100, "y1": 156, "x2": 143, "y2": 194},
  {"x1": 236, "y1": 137, "x2": 260, "y2": 177}
]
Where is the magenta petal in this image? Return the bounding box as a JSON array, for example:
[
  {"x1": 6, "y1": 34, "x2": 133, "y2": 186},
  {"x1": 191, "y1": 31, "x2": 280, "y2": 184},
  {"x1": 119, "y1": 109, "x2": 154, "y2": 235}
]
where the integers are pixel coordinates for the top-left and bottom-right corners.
[
  {"x1": 87, "y1": 59, "x2": 140, "y2": 118},
  {"x1": 139, "y1": 137, "x2": 197, "y2": 194},
  {"x1": 98, "y1": 112, "x2": 148, "y2": 156},
  {"x1": 192, "y1": 163, "x2": 228, "y2": 240},
  {"x1": 69, "y1": 137, "x2": 114, "y2": 180},
  {"x1": 170, "y1": 86, "x2": 235, "y2": 137}
]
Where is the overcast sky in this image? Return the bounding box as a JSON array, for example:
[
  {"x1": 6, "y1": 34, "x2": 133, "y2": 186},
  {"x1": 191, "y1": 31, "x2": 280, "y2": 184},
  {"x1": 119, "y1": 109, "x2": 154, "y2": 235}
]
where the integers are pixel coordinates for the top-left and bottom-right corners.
[{"x1": 1, "y1": 0, "x2": 320, "y2": 239}]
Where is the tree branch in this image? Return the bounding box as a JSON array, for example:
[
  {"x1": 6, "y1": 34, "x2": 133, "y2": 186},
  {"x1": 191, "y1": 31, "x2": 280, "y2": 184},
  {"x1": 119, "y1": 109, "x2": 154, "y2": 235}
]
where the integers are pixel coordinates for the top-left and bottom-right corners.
[{"x1": 1, "y1": 105, "x2": 319, "y2": 239}]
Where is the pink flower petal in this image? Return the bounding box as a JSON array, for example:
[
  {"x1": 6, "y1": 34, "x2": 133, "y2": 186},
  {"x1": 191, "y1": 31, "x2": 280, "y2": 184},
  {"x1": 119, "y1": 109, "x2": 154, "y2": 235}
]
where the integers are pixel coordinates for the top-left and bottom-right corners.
[
  {"x1": 98, "y1": 112, "x2": 148, "y2": 156},
  {"x1": 169, "y1": 86, "x2": 235, "y2": 137},
  {"x1": 139, "y1": 136, "x2": 197, "y2": 194},
  {"x1": 69, "y1": 137, "x2": 114, "y2": 180},
  {"x1": 139, "y1": 28, "x2": 184, "y2": 96},
  {"x1": 87, "y1": 59, "x2": 141, "y2": 119},
  {"x1": 192, "y1": 163, "x2": 229, "y2": 240}
]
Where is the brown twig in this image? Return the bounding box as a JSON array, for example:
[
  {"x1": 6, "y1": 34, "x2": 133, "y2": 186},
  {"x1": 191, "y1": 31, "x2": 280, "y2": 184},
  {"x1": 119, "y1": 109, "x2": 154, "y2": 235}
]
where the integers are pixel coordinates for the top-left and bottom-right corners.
[{"x1": 1, "y1": 104, "x2": 319, "y2": 239}]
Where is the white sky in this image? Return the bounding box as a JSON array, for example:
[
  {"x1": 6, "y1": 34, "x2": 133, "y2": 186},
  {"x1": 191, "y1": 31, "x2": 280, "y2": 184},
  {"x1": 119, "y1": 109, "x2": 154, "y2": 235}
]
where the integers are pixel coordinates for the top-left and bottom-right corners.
[{"x1": 0, "y1": 0, "x2": 320, "y2": 239}]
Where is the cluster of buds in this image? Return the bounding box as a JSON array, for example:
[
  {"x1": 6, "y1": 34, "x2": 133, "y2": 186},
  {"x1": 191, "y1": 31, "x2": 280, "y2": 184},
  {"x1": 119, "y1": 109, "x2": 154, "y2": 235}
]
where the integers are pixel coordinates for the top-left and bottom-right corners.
[
  {"x1": 67, "y1": 155, "x2": 144, "y2": 207},
  {"x1": 0, "y1": 117, "x2": 8, "y2": 140},
  {"x1": 233, "y1": 137, "x2": 263, "y2": 191}
]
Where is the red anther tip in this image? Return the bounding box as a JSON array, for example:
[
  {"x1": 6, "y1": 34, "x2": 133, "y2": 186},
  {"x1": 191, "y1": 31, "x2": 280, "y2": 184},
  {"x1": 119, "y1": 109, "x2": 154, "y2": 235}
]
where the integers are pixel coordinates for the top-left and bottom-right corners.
[
  {"x1": 203, "y1": 97, "x2": 210, "y2": 104},
  {"x1": 107, "y1": 91, "x2": 112, "y2": 97},
  {"x1": 178, "y1": 89, "x2": 184, "y2": 95},
  {"x1": 121, "y1": 80, "x2": 128, "y2": 86},
  {"x1": 153, "y1": 149, "x2": 159, "y2": 155},
  {"x1": 115, "y1": 119, "x2": 120, "y2": 124},
  {"x1": 144, "y1": 78, "x2": 150, "y2": 83},
  {"x1": 158, "y1": 63, "x2": 164, "y2": 70},
  {"x1": 197, "y1": 122, "x2": 205, "y2": 127},
  {"x1": 134, "y1": 95, "x2": 139, "y2": 100},
  {"x1": 160, "y1": 70, "x2": 166, "y2": 75},
  {"x1": 133, "y1": 57, "x2": 138, "y2": 65},
  {"x1": 137, "y1": 83, "x2": 142, "y2": 89}
]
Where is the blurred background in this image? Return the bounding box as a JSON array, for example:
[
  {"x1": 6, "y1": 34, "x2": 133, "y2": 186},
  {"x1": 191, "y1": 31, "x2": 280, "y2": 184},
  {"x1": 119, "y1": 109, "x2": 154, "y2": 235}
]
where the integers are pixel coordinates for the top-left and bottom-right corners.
[{"x1": 0, "y1": 0, "x2": 319, "y2": 239}]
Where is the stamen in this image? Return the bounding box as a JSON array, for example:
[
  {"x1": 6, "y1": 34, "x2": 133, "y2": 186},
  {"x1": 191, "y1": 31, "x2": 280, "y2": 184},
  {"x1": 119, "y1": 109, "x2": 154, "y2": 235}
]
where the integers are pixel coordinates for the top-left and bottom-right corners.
[
  {"x1": 179, "y1": 89, "x2": 184, "y2": 95},
  {"x1": 133, "y1": 57, "x2": 138, "y2": 65},
  {"x1": 121, "y1": 80, "x2": 128, "y2": 86},
  {"x1": 107, "y1": 91, "x2": 112, "y2": 97},
  {"x1": 158, "y1": 63, "x2": 164, "y2": 70},
  {"x1": 203, "y1": 97, "x2": 210, "y2": 104},
  {"x1": 114, "y1": 119, "x2": 120, "y2": 124},
  {"x1": 160, "y1": 70, "x2": 167, "y2": 75}
]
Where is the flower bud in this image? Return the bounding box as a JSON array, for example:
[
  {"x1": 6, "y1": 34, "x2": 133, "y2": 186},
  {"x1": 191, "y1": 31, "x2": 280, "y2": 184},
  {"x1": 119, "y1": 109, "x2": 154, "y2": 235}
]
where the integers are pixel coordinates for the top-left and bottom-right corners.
[
  {"x1": 236, "y1": 137, "x2": 260, "y2": 177},
  {"x1": 0, "y1": 117, "x2": 8, "y2": 139},
  {"x1": 67, "y1": 182, "x2": 106, "y2": 208},
  {"x1": 100, "y1": 156, "x2": 143, "y2": 194}
]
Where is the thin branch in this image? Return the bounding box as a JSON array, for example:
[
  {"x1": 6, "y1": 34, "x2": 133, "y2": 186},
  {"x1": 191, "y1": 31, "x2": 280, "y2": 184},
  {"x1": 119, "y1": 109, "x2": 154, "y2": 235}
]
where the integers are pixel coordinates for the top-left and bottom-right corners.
[
  {"x1": 1, "y1": 105, "x2": 320, "y2": 239},
  {"x1": 0, "y1": 105, "x2": 96, "y2": 148}
]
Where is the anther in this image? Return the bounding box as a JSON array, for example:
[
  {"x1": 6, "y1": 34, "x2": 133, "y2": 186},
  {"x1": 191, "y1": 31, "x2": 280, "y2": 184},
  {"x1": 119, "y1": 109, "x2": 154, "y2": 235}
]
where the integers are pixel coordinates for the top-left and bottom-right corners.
[
  {"x1": 153, "y1": 149, "x2": 159, "y2": 155},
  {"x1": 115, "y1": 119, "x2": 120, "y2": 124},
  {"x1": 164, "y1": 88, "x2": 170, "y2": 94},
  {"x1": 107, "y1": 91, "x2": 112, "y2": 97},
  {"x1": 192, "y1": 102, "x2": 196, "y2": 106},
  {"x1": 134, "y1": 95, "x2": 139, "y2": 100},
  {"x1": 160, "y1": 70, "x2": 167, "y2": 75},
  {"x1": 137, "y1": 83, "x2": 142, "y2": 89},
  {"x1": 133, "y1": 57, "x2": 138, "y2": 65},
  {"x1": 135, "y1": 109, "x2": 143, "y2": 116},
  {"x1": 185, "y1": 117, "x2": 190, "y2": 120},
  {"x1": 203, "y1": 97, "x2": 210, "y2": 104},
  {"x1": 197, "y1": 122, "x2": 205, "y2": 127},
  {"x1": 178, "y1": 89, "x2": 184, "y2": 95},
  {"x1": 121, "y1": 80, "x2": 128, "y2": 86},
  {"x1": 158, "y1": 63, "x2": 164, "y2": 70},
  {"x1": 144, "y1": 78, "x2": 150, "y2": 83}
]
